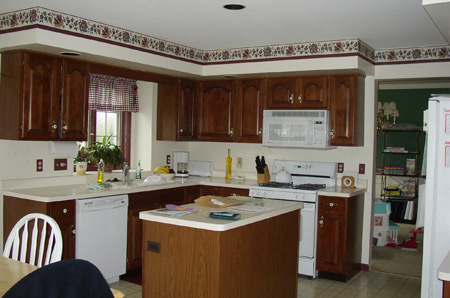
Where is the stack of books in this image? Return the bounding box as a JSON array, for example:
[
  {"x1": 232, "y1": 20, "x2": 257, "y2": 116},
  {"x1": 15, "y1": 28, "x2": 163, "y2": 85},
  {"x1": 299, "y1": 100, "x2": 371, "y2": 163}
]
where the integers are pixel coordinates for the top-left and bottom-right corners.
[{"x1": 384, "y1": 147, "x2": 408, "y2": 153}]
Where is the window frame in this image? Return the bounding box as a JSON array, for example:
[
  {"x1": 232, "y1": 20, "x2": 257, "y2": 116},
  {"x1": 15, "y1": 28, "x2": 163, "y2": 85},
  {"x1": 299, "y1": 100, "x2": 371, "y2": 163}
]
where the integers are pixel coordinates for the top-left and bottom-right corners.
[{"x1": 85, "y1": 110, "x2": 132, "y2": 171}]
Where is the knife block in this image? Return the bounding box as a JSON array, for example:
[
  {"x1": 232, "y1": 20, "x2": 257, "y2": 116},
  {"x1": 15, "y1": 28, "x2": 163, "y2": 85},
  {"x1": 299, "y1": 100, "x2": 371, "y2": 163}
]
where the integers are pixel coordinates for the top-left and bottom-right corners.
[{"x1": 257, "y1": 166, "x2": 271, "y2": 184}]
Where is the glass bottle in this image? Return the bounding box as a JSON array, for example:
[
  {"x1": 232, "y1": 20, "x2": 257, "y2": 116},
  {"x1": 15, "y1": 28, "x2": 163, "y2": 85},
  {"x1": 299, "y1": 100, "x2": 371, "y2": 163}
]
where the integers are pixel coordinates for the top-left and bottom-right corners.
[
  {"x1": 97, "y1": 159, "x2": 104, "y2": 183},
  {"x1": 225, "y1": 149, "x2": 232, "y2": 179}
]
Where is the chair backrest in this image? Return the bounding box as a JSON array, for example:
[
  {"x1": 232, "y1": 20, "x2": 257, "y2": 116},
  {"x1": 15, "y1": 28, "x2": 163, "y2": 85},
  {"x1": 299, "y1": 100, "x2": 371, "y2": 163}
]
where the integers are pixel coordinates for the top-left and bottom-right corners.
[{"x1": 3, "y1": 213, "x2": 63, "y2": 267}]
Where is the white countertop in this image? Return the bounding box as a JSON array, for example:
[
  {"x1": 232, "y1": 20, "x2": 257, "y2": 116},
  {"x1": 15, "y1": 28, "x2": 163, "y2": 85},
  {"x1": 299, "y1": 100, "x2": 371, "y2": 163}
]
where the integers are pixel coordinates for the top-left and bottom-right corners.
[
  {"x1": 139, "y1": 197, "x2": 304, "y2": 231},
  {"x1": 438, "y1": 251, "x2": 450, "y2": 281},
  {"x1": 3, "y1": 175, "x2": 366, "y2": 202},
  {"x1": 318, "y1": 186, "x2": 366, "y2": 197}
]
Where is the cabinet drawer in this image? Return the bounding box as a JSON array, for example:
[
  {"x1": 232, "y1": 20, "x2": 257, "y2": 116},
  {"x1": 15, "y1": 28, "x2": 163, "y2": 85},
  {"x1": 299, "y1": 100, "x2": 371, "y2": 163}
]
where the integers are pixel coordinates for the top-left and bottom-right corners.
[
  {"x1": 319, "y1": 197, "x2": 346, "y2": 212},
  {"x1": 50, "y1": 200, "x2": 75, "y2": 221}
]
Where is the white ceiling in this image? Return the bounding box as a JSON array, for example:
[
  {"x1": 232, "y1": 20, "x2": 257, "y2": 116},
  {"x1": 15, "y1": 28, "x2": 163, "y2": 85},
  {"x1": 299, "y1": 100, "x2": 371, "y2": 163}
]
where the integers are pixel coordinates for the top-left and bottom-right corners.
[{"x1": 1, "y1": 0, "x2": 448, "y2": 51}]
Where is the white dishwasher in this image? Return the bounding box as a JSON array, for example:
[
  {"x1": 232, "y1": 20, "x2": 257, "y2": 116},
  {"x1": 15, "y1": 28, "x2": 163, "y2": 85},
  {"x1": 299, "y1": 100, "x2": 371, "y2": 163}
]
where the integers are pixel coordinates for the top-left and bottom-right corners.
[{"x1": 76, "y1": 194, "x2": 128, "y2": 284}]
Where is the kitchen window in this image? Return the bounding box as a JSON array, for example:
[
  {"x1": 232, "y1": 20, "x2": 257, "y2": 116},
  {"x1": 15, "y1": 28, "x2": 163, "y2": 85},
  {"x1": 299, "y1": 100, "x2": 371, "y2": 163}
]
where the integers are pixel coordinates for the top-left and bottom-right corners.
[{"x1": 85, "y1": 73, "x2": 139, "y2": 169}]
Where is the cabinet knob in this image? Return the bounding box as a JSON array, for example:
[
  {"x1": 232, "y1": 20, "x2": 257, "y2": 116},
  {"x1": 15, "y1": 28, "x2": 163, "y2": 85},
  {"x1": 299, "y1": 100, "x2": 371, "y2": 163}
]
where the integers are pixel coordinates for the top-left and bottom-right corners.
[
  {"x1": 71, "y1": 225, "x2": 76, "y2": 235},
  {"x1": 298, "y1": 94, "x2": 302, "y2": 103},
  {"x1": 62, "y1": 122, "x2": 68, "y2": 134},
  {"x1": 329, "y1": 202, "x2": 338, "y2": 207},
  {"x1": 258, "y1": 128, "x2": 263, "y2": 136},
  {"x1": 52, "y1": 121, "x2": 58, "y2": 132},
  {"x1": 330, "y1": 129, "x2": 335, "y2": 139},
  {"x1": 229, "y1": 128, "x2": 234, "y2": 137},
  {"x1": 62, "y1": 208, "x2": 68, "y2": 214},
  {"x1": 289, "y1": 94, "x2": 294, "y2": 104},
  {"x1": 179, "y1": 128, "x2": 184, "y2": 133},
  {"x1": 319, "y1": 216, "x2": 324, "y2": 227}
]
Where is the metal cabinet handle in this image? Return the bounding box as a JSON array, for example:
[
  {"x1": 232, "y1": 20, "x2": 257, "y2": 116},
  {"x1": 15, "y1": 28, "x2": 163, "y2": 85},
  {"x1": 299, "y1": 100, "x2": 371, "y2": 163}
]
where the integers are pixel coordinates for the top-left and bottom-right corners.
[
  {"x1": 179, "y1": 128, "x2": 184, "y2": 133},
  {"x1": 71, "y1": 225, "x2": 76, "y2": 235},
  {"x1": 289, "y1": 94, "x2": 294, "y2": 104},
  {"x1": 52, "y1": 121, "x2": 58, "y2": 132},
  {"x1": 229, "y1": 128, "x2": 234, "y2": 137},
  {"x1": 63, "y1": 208, "x2": 68, "y2": 214},
  {"x1": 329, "y1": 202, "x2": 338, "y2": 207},
  {"x1": 330, "y1": 129, "x2": 335, "y2": 139},
  {"x1": 258, "y1": 128, "x2": 262, "y2": 136},
  {"x1": 298, "y1": 94, "x2": 302, "y2": 103},
  {"x1": 319, "y1": 216, "x2": 324, "y2": 227}
]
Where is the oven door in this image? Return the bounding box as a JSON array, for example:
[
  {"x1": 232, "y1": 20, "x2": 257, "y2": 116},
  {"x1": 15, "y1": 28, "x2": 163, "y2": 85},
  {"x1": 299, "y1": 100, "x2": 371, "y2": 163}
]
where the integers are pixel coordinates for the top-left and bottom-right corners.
[{"x1": 299, "y1": 202, "x2": 316, "y2": 258}]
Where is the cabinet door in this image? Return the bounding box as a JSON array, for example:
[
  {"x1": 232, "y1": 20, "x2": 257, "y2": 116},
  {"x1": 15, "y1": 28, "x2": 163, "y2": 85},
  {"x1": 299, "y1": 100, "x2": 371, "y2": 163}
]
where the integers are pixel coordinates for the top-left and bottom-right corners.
[
  {"x1": 157, "y1": 83, "x2": 178, "y2": 141},
  {"x1": 22, "y1": 52, "x2": 61, "y2": 140},
  {"x1": 127, "y1": 204, "x2": 162, "y2": 271},
  {"x1": 49, "y1": 200, "x2": 76, "y2": 260},
  {"x1": 329, "y1": 75, "x2": 357, "y2": 146},
  {"x1": 316, "y1": 210, "x2": 346, "y2": 274},
  {"x1": 185, "y1": 186, "x2": 200, "y2": 204},
  {"x1": 298, "y1": 76, "x2": 328, "y2": 108},
  {"x1": 235, "y1": 79, "x2": 264, "y2": 143},
  {"x1": 60, "y1": 59, "x2": 89, "y2": 141},
  {"x1": 178, "y1": 80, "x2": 195, "y2": 140},
  {"x1": 266, "y1": 78, "x2": 296, "y2": 109},
  {"x1": 195, "y1": 80, "x2": 235, "y2": 141}
]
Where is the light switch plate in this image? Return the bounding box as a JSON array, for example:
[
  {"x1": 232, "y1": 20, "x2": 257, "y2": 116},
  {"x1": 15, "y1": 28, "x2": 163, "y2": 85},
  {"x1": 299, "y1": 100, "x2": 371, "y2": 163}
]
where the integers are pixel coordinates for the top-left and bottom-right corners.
[
  {"x1": 54, "y1": 159, "x2": 67, "y2": 171},
  {"x1": 359, "y1": 163, "x2": 365, "y2": 174}
]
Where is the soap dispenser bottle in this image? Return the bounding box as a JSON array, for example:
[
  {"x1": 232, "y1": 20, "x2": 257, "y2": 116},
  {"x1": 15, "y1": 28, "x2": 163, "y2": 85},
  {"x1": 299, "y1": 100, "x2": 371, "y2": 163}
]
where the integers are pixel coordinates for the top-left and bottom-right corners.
[
  {"x1": 97, "y1": 159, "x2": 104, "y2": 183},
  {"x1": 136, "y1": 160, "x2": 142, "y2": 180}
]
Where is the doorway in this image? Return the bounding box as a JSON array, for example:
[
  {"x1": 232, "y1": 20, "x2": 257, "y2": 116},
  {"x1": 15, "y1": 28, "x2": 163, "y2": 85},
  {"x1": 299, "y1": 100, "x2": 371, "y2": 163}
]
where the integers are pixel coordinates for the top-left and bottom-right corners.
[{"x1": 372, "y1": 79, "x2": 450, "y2": 277}]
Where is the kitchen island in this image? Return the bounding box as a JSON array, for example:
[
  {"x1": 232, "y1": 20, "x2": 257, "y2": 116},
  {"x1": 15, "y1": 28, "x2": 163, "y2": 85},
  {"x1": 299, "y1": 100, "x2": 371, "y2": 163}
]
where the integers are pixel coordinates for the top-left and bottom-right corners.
[{"x1": 139, "y1": 198, "x2": 303, "y2": 298}]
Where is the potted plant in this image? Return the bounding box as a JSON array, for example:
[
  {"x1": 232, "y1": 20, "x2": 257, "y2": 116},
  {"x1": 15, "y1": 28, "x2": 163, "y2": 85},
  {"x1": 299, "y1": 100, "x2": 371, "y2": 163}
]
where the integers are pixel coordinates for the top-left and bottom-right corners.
[
  {"x1": 88, "y1": 136, "x2": 123, "y2": 172},
  {"x1": 74, "y1": 144, "x2": 91, "y2": 175}
]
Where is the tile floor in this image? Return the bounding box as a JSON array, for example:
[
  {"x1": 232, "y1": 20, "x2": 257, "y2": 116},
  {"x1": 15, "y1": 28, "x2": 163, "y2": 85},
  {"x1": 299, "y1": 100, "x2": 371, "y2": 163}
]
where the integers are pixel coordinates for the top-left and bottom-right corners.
[{"x1": 110, "y1": 271, "x2": 421, "y2": 298}]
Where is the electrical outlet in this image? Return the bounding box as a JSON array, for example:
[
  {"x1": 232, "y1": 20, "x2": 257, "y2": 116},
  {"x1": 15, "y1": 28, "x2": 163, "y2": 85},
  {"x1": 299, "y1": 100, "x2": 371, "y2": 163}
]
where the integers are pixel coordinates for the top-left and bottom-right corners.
[
  {"x1": 54, "y1": 159, "x2": 67, "y2": 171},
  {"x1": 36, "y1": 159, "x2": 43, "y2": 172},
  {"x1": 237, "y1": 157, "x2": 242, "y2": 169},
  {"x1": 166, "y1": 155, "x2": 171, "y2": 165},
  {"x1": 359, "y1": 163, "x2": 365, "y2": 174},
  {"x1": 338, "y1": 162, "x2": 344, "y2": 173}
]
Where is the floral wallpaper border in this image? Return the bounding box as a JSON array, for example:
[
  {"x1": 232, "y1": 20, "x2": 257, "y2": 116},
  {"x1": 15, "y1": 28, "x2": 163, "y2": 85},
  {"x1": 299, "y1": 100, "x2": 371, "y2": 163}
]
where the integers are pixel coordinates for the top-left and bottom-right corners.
[{"x1": 0, "y1": 7, "x2": 449, "y2": 65}]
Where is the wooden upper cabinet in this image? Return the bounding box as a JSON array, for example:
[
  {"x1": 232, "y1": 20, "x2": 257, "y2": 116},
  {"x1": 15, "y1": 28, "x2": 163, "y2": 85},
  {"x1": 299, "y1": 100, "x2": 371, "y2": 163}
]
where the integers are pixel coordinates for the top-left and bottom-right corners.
[
  {"x1": 298, "y1": 76, "x2": 328, "y2": 108},
  {"x1": 266, "y1": 76, "x2": 327, "y2": 109},
  {"x1": 235, "y1": 79, "x2": 264, "y2": 143},
  {"x1": 329, "y1": 74, "x2": 364, "y2": 146},
  {"x1": 60, "y1": 59, "x2": 89, "y2": 141},
  {"x1": 266, "y1": 77, "x2": 296, "y2": 109},
  {"x1": 195, "y1": 80, "x2": 236, "y2": 142},
  {"x1": 22, "y1": 52, "x2": 61, "y2": 140},
  {"x1": 178, "y1": 80, "x2": 195, "y2": 140},
  {"x1": 157, "y1": 79, "x2": 195, "y2": 141},
  {"x1": 0, "y1": 51, "x2": 89, "y2": 141}
]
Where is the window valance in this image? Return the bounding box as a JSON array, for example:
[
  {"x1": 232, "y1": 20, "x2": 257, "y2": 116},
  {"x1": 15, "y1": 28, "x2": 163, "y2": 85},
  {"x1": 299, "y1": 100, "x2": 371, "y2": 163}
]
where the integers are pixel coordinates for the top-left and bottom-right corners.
[{"x1": 88, "y1": 74, "x2": 139, "y2": 112}]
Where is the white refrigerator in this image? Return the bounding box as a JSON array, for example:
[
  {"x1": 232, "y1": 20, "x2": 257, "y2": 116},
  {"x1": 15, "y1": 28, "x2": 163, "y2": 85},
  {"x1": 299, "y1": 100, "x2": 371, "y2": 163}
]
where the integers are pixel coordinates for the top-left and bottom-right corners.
[{"x1": 422, "y1": 94, "x2": 450, "y2": 298}]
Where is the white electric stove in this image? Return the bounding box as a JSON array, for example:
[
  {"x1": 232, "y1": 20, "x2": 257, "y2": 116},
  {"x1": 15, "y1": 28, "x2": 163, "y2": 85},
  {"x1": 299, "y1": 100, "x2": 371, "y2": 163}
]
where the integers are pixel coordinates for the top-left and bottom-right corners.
[{"x1": 249, "y1": 160, "x2": 337, "y2": 278}]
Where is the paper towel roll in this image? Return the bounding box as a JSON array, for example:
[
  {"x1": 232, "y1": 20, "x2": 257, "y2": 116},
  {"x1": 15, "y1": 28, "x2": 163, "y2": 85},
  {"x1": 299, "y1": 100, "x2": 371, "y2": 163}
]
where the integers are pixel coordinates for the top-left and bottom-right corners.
[{"x1": 48, "y1": 141, "x2": 78, "y2": 158}]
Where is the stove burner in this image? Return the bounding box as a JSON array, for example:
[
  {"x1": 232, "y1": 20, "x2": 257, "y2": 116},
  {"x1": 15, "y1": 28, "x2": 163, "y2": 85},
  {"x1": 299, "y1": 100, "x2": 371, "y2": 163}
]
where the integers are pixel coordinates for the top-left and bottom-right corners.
[
  {"x1": 258, "y1": 181, "x2": 293, "y2": 188},
  {"x1": 293, "y1": 183, "x2": 326, "y2": 191}
]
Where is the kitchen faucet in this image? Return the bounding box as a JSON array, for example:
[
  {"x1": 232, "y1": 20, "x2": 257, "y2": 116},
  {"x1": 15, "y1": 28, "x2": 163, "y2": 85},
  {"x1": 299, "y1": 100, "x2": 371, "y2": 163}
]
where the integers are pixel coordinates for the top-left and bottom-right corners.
[{"x1": 123, "y1": 162, "x2": 130, "y2": 185}]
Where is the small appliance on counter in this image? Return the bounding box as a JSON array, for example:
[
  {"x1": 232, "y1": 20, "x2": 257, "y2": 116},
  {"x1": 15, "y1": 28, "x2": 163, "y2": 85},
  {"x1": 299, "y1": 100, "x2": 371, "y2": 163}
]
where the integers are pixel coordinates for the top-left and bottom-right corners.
[
  {"x1": 188, "y1": 160, "x2": 213, "y2": 177},
  {"x1": 173, "y1": 151, "x2": 189, "y2": 178}
]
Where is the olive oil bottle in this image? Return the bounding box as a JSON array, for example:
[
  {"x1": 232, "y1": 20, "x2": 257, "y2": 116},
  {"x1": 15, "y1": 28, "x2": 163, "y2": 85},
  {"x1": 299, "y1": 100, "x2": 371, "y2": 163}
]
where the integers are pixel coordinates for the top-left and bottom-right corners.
[{"x1": 225, "y1": 149, "x2": 232, "y2": 179}]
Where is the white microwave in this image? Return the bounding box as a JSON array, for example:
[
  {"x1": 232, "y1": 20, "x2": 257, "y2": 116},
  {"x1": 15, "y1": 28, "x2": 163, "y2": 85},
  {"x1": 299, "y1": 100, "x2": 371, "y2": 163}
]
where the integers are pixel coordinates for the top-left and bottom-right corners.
[{"x1": 262, "y1": 110, "x2": 334, "y2": 149}]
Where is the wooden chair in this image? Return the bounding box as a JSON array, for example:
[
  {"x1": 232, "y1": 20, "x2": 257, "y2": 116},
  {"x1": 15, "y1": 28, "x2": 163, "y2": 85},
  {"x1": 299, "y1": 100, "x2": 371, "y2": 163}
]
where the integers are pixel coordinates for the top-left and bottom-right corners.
[{"x1": 3, "y1": 213, "x2": 63, "y2": 267}]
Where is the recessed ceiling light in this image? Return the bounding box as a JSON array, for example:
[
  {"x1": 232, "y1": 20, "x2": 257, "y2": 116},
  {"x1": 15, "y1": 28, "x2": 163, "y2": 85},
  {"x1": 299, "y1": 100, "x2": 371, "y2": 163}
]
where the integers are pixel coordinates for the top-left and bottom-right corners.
[
  {"x1": 60, "y1": 51, "x2": 80, "y2": 56},
  {"x1": 223, "y1": 4, "x2": 245, "y2": 10}
]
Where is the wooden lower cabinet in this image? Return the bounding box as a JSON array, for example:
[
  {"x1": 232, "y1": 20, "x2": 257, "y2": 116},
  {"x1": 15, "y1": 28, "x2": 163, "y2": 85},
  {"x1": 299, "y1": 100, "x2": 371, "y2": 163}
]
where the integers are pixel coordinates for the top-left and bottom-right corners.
[
  {"x1": 3, "y1": 185, "x2": 249, "y2": 272},
  {"x1": 3, "y1": 196, "x2": 76, "y2": 260},
  {"x1": 316, "y1": 194, "x2": 364, "y2": 281}
]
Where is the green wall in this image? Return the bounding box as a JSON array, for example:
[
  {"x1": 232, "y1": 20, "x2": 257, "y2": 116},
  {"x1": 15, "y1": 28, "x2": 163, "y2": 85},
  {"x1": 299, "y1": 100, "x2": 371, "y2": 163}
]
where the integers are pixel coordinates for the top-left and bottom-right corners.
[{"x1": 376, "y1": 88, "x2": 450, "y2": 171}]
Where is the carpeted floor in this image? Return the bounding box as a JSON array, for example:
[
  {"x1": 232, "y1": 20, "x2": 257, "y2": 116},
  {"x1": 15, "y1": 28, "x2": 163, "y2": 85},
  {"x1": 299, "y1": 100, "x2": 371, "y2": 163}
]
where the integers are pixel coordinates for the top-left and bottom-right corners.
[{"x1": 372, "y1": 223, "x2": 423, "y2": 278}]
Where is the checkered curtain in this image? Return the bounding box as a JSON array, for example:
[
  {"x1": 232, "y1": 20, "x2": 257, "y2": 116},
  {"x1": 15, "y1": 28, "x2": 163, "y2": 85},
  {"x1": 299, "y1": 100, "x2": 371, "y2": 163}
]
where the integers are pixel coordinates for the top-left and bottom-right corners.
[{"x1": 89, "y1": 74, "x2": 139, "y2": 112}]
